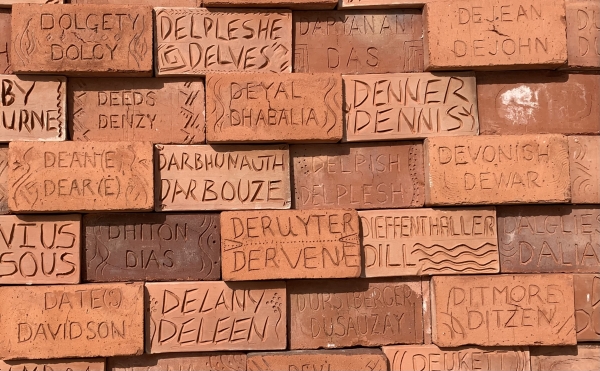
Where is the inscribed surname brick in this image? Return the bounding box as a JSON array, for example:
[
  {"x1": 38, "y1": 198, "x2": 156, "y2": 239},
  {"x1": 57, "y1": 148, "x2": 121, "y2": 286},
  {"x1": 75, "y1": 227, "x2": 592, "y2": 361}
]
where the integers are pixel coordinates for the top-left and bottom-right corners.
[
  {"x1": 84, "y1": 213, "x2": 220, "y2": 282},
  {"x1": 220, "y1": 209, "x2": 360, "y2": 280},
  {"x1": 431, "y1": 274, "x2": 576, "y2": 346},
  {"x1": 343, "y1": 72, "x2": 479, "y2": 141},
  {"x1": 206, "y1": 73, "x2": 342, "y2": 143},
  {"x1": 145, "y1": 281, "x2": 286, "y2": 353},
  {"x1": 70, "y1": 78, "x2": 205, "y2": 144},
  {"x1": 360, "y1": 208, "x2": 499, "y2": 277},
  {"x1": 292, "y1": 142, "x2": 424, "y2": 209},
  {"x1": 155, "y1": 144, "x2": 291, "y2": 211},
  {"x1": 8, "y1": 141, "x2": 154, "y2": 212},
  {"x1": 424, "y1": 135, "x2": 571, "y2": 205},
  {"x1": 0, "y1": 283, "x2": 144, "y2": 359},
  {"x1": 293, "y1": 10, "x2": 424, "y2": 74},
  {"x1": 155, "y1": 8, "x2": 291, "y2": 75},
  {"x1": 424, "y1": 0, "x2": 568, "y2": 70},
  {"x1": 11, "y1": 4, "x2": 152, "y2": 76}
]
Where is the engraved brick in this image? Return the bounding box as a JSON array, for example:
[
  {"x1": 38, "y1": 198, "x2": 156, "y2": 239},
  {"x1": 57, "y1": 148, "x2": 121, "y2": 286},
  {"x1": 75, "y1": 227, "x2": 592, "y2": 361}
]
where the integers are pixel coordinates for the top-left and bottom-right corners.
[
  {"x1": 531, "y1": 345, "x2": 600, "y2": 371},
  {"x1": 496, "y1": 205, "x2": 600, "y2": 273},
  {"x1": 567, "y1": 1, "x2": 600, "y2": 69},
  {"x1": 0, "y1": 75, "x2": 66, "y2": 141},
  {"x1": 0, "y1": 0, "x2": 61, "y2": 7},
  {"x1": 382, "y1": 344, "x2": 531, "y2": 371},
  {"x1": 155, "y1": 8, "x2": 291, "y2": 75},
  {"x1": 339, "y1": 0, "x2": 428, "y2": 9},
  {"x1": 72, "y1": 0, "x2": 199, "y2": 5},
  {"x1": 569, "y1": 136, "x2": 600, "y2": 203},
  {"x1": 206, "y1": 73, "x2": 342, "y2": 143},
  {"x1": 0, "y1": 146, "x2": 8, "y2": 214},
  {"x1": 431, "y1": 274, "x2": 576, "y2": 346},
  {"x1": 424, "y1": 134, "x2": 571, "y2": 206},
  {"x1": 145, "y1": 281, "x2": 286, "y2": 353},
  {"x1": 424, "y1": 0, "x2": 567, "y2": 70},
  {"x1": 0, "y1": 9, "x2": 10, "y2": 73},
  {"x1": 292, "y1": 143, "x2": 424, "y2": 210},
  {"x1": 220, "y1": 209, "x2": 360, "y2": 280},
  {"x1": 359, "y1": 207, "x2": 499, "y2": 277},
  {"x1": 0, "y1": 283, "x2": 144, "y2": 360},
  {"x1": 247, "y1": 349, "x2": 387, "y2": 371},
  {"x1": 574, "y1": 274, "x2": 600, "y2": 342},
  {"x1": 204, "y1": 0, "x2": 335, "y2": 9},
  {"x1": 477, "y1": 71, "x2": 600, "y2": 135},
  {"x1": 84, "y1": 213, "x2": 220, "y2": 282},
  {"x1": 155, "y1": 144, "x2": 291, "y2": 211},
  {"x1": 0, "y1": 214, "x2": 80, "y2": 284},
  {"x1": 0, "y1": 359, "x2": 105, "y2": 371},
  {"x1": 11, "y1": 4, "x2": 152, "y2": 76},
  {"x1": 8, "y1": 141, "x2": 154, "y2": 212},
  {"x1": 108, "y1": 353, "x2": 246, "y2": 371},
  {"x1": 293, "y1": 10, "x2": 423, "y2": 74},
  {"x1": 288, "y1": 278, "x2": 423, "y2": 349},
  {"x1": 70, "y1": 78, "x2": 205, "y2": 144},
  {"x1": 343, "y1": 72, "x2": 479, "y2": 142}
]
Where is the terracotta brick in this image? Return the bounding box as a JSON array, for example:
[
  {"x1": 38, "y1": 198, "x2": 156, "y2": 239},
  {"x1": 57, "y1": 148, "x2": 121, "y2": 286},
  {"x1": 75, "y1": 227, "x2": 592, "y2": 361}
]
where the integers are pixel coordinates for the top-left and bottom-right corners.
[
  {"x1": 424, "y1": 135, "x2": 571, "y2": 205},
  {"x1": 288, "y1": 278, "x2": 423, "y2": 349},
  {"x1": 11, "y1": 4, "x2": 152, "y2": 76},
  {"x1": 145, "y1": 281, "x2": 286, "y2": 353},
  {"x1": 8, "y1": 141, "x2": 154, "y2": 212},
  {"x1": 155, "y1": 144, "x2": 291, "y2": 211},
  {"x1": 73, "y1": 0, "x2": 200, "y2": 5},
  {"x1": 343, "y1": 72, "x2": 479, "y2": 142},
  {"x1": 108, "y1": 353, "x2": 246, "y2": 371},
  {"x1": 424, "y1": 0, "x2": 567, "y2": 70},
  {"x1": 0, "y1": 283, "x2": 144, "y2": 360},
  {"x1": 83, "y1": 213, "x2": 220, "y2": 282},
  {"x1": 0, "y1": 0, "x2": 61, "y2": 6},
  {"x1": 0, "y1": 146, "x2": 8, "y2": 214},
  {"x1": 569, "y1": 136, "x2": 600, "y2": 203},
  {"x1": 567, "y1": 1, "x2": 600, "y2": 69},
  {"x1": 530, "y1": 345, "x2": 600, "y2": 371},
  {"x1": 0, "y1": 75, "x2": 66, "y2": 141},
  {"x1": 496, "y1": 205, "x2": 600, "y2": 273},
  {"x1": 339, "y1": 0, "x2": 428, "y2": 9},
  {"x1": 359, "y1": 207, "x2": 499, "y2": 277},
  {"x1": 247, "y1": 349, "x2": 387, "y2": 371},
  {"x1": 155, "y1": 8, "x2": 291, "y2": 75},
  {"x1": 574, "y1": 274, "x2": 600, "y2": 342},
  {"x1": 69, "y1": 78, "x2": 205, "y2": 144},
  {"x1": 206, "y1": 73, "x2": 342, "y2": 143},
  {"x1": 293, "y1": 10, "x2": 423, "y2": 74},
  {"x1": 477, "y1": 71, "x2": 600, "y2": 135},
  {"x1": 220, "y1": 209, "x2": 360, "y2": 280},
  {"x1": 0, "y1": 214, "x2": 80, "y2": 284},
  {"x1": 0, "y1": 359, "x2": 105, "y2": 370},
  {"x1": 382, "y1": 345, "x2": 531, "y2": 371},
  {"x1": 0, "y1": 9, "x2": 10, "y2": 74},
  {"x1": 292, "y1": 142, "x2": 424, "y2": 210},
  {"x1": 431, "y1": 274, "x2": 576, "y2": 346},
  {"x1": 204, "y1": 0, "x2": 335, "y2": 10},
  {"x1": 421, "y1": 277, "x2": 432, "y2": 345}
]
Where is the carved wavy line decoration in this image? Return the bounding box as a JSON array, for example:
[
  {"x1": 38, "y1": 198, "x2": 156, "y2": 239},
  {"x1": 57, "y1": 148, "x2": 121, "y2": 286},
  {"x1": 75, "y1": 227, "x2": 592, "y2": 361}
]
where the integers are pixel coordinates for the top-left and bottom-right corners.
[
  {"x1": 55, "y1": 80, "x2": 63, "y2": 138},
  {"x1": 415, "y1": 242, "x2": 497, "y2": 252},
  {"x1": 128, "y1": 15, "x2": 147, "y2": 68},
  {"x1": 211, "y1": 77, "x2": 225, "y2": 132},
  {"x1": 15, "y1": 18, "x2": 36, "y2": 65},
  {"x1": 413, "y1": 242, "x2": 498, "y2": 272},
  {"x1": 323, "y1": 77, "x2": 338, "y2": 134}
]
